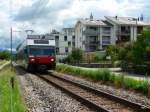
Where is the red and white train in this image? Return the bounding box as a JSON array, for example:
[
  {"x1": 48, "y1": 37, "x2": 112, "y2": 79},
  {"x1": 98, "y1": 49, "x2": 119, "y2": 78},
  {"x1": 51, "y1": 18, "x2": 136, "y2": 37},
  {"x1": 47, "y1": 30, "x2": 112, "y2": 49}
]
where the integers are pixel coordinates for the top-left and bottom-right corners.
[{"x1": 16, "y1": 34, "x2": 56, "y2": 72}]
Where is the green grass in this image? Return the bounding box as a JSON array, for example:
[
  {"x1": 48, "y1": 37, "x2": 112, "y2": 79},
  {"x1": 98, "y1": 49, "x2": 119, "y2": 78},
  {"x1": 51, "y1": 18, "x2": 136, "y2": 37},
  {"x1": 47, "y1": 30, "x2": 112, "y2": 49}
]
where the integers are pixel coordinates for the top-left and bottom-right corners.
[
  {"x1": 0, "y1": 67, "x2": 26, "y2": 112},
  {"x1": 56, "y1": 64, "x2": 150, "y2": 96}
]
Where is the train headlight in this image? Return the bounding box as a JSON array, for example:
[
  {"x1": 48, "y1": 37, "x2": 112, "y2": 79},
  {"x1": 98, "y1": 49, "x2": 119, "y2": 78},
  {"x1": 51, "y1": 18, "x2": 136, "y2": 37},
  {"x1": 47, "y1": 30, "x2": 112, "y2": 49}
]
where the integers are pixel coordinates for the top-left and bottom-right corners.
[
  {"x1": 30, "y1": 58, "x2": 35, "y2": 62},
  {"x1": 50, "y1": 58, "x2": 54, "y2": 62}
]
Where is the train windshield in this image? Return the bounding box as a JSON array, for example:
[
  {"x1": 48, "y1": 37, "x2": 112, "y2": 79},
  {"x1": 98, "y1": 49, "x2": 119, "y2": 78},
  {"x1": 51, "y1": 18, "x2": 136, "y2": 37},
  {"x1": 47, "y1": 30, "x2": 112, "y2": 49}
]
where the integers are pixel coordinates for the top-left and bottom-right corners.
[{"x1": 29, "y1": 46, "x2": 55, "y2": 57}]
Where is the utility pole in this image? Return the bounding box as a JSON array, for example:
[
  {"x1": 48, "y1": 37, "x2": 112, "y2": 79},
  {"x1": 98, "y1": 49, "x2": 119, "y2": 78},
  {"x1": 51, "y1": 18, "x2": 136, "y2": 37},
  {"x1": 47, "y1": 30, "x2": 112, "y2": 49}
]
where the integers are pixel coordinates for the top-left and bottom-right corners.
[
  {"x1": 9, "y1": 0, "x2": 13, "y2": 71},
  {"x1": 10, "y1": 27, "x2": 13, "y2": 70}
]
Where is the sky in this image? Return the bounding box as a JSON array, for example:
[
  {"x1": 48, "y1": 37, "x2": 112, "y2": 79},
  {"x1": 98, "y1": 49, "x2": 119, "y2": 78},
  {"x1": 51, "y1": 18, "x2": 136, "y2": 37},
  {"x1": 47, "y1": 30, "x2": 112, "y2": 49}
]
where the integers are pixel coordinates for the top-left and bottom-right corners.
[{"x1": 0, "y1": 0, "x2": 150, "y2": 50}]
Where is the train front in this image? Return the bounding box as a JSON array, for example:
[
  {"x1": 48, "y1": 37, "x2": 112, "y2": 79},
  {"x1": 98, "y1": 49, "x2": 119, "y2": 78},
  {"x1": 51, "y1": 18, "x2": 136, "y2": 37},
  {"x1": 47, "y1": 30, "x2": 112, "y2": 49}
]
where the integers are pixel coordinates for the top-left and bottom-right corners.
[{"x1": 27, "y1": 36, "x2": 56, "y2": 72}]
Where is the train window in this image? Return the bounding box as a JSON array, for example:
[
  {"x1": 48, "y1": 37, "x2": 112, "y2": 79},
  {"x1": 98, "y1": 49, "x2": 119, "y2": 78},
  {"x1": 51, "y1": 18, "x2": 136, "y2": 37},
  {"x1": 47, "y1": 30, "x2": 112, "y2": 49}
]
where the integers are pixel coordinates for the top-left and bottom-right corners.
[
  {"x1": 29, "y1": 46, "x2": 55, "y2": 56},
  {"x1": 34, "y1": 40, "x2": 49, "y2": 44}
]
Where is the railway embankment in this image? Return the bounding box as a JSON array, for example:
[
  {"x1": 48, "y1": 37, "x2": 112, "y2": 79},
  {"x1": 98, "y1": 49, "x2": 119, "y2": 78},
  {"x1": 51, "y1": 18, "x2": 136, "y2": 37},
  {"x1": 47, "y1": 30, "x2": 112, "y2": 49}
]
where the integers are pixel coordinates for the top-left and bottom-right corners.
[
  {"x1": 56, "y1": 64, "x2": 150, "y2": 97},
  {"x1": 0, "y1": 65, "x2": 26, "y2": 112},
  {"x1": 0, "y1": 60, "x2": 10, "y2": 71}
]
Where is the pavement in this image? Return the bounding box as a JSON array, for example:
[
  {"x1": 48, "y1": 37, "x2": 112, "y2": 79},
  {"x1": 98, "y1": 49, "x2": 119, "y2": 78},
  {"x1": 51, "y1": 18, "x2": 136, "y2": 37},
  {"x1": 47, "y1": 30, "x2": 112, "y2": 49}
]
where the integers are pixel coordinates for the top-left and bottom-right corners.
[
  {"x1": 65, "y1": 64, "x2": 149, "y2": 81},
  {"x1": 112, "y1": 71, "x2": 150, "y2": 80}
]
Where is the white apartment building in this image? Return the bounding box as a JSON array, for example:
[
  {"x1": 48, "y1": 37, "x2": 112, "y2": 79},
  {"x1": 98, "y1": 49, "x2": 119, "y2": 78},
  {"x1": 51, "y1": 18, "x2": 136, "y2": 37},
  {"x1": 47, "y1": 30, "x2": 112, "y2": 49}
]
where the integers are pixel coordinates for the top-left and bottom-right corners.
[
  {"x1": 75, "y1": 14, "x2": 113, "y2": 52},
  {"x1": 51, "y1": 28, "x2": 75, "y2": 55},
  {"x1": 105, "y1": 16, "x2": 150, "y2": 44},
  {"x1": 75, "y1": 14, "x2": 150, "y2": 52}
]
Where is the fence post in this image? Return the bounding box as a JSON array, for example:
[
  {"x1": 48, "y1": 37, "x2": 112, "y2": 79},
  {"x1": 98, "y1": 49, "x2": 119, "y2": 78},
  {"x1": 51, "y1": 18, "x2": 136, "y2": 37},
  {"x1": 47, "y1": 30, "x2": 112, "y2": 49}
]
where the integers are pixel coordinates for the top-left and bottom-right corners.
[{"x1": 10, "y1": 77, "x2": 14, "y2": 112}]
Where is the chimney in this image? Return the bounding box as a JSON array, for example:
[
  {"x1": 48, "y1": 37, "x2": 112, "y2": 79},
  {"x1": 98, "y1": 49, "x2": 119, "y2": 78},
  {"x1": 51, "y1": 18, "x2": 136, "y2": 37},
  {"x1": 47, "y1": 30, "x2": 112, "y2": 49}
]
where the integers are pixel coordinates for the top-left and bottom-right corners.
[
  {"x1": 115, "y1": 16, "x2": 118, "y2": 20},
  {"x1": 90, "y1": 13, "x2": 93, "y2": 21},
  {"x1": 140, "y1": 14, "x2": 144, "y2": 21}
]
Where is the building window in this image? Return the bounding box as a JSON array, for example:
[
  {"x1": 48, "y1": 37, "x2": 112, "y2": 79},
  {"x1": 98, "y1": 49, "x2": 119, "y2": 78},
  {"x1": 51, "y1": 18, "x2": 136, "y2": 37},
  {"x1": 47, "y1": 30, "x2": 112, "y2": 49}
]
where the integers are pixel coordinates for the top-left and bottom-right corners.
[
  {"x1": 56, "y1": 47, "x2": 59, "y2": 54},
  {"x1": 72, "y1": 35, "x2": 75, "y2": 40},
  {"x1": 103, "y1": 27, "x2": 110, "y2": 31},
  {"x1": 72, "y1": 42, "x2": 75, "y2": 47},
  {"x1": 102, "y1": 36, "x2": 110, "y2": 45},
  {"x1": 68, "y1": 41, "x2": 71, "y2": 46},
  {"x1": 55, "y1": 36, "x2": 59, "y2": 40},
  {"x1": 64, "y1": 36, "x2": 67, "y2": 41},
  {"x1": 89, "y1": 27, "x2": 97, "y2": 31},
  {"x1": 65, "y1": 47, "x2": 68, "y2": 53}
]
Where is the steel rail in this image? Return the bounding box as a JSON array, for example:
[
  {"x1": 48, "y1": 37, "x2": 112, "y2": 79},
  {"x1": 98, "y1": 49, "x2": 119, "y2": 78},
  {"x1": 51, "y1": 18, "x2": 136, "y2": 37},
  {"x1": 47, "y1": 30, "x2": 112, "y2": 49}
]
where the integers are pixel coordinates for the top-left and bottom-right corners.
[
  {"x1": 38, "y1": 74, "x2": 109, "y2": 112},
  {"x1": 49, "y1": 72, "x2": 150, "y2": 112}
]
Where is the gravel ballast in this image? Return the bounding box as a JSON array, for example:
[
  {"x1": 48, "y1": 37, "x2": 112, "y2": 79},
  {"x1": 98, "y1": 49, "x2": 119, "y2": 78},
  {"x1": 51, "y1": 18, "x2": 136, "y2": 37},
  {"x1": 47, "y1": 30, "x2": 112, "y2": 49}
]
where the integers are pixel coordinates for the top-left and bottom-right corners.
[
  {"x1": 52, "y1": 71, "x2": 150, "y2": 107},
  {"x1": 17, "y1": 69, "x2": 93, "y2": 112}
]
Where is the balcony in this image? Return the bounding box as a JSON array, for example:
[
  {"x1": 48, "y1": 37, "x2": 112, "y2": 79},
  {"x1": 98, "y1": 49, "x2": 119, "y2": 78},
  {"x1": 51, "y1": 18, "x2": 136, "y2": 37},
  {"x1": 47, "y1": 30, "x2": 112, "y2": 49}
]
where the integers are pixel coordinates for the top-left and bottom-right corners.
[
  {"x1": 116, "y1": 36, "x2": 130, "y2": 44},
  {"x1": 83, "y1": 29, "x2": 100, "y2": 36},
  {"x1": 85, "y1": 40, "x2": 99, "y2": 46},
  {"x1": 102, "y1": 40, "x2": 110, "y2": 45},
  {"x1": 56, "y1": 42, "x2": 59, "y2": 47},
  {"x1": 117, "y1": 30, "x2": 130, "y2": 36},
  {"x1": 102, "y1": 31, "x2": 111, "y2": 35}
]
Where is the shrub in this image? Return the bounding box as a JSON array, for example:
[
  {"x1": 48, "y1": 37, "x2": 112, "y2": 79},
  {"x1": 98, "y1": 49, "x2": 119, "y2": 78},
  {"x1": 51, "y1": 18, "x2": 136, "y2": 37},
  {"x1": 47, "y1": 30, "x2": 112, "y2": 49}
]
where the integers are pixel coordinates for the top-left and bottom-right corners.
[
  {"x1": 56, "y1": 64, "x2": 111, "y2": 81},
  {"x1": 66, "y1": 48, "x2": 83, "y2": 64},
  {"x1": 56, "y1": 64, "x2": 150, "y2": 96},
  {"x1": 114, "y1": 60, "x2": 121, "y2": 67}
]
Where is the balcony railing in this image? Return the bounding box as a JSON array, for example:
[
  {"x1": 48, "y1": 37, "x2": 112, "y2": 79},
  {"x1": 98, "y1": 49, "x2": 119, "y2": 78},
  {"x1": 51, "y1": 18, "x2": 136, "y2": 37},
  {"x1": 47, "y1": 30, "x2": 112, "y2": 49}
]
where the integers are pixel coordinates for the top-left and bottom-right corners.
[
  {"x1": 85, "y1": 41, "x2": 100, "y2": 46},
  {"x1": 116, "y1": 40, "x2": 130, "y2": 44},
  {"x1": 102, "y1": 40, "x2": 110, "y2": 45},
  {"x1": 56, "y1": 42, "x2": 59, "y2": 46},
  {"x1": 102, "y1": 31, "x2": 111, "y2": 35},
  {"x1": 83, "y1": 29, "x2": 100, "y2": 36},
  {"x1": 116, "y1": 30, "x2": 130, "y2": 36}
]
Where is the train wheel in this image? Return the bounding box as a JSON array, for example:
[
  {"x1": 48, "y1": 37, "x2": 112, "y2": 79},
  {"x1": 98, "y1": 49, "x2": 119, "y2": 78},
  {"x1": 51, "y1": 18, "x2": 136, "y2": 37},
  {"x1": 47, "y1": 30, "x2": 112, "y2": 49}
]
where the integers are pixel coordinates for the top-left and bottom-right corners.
[{"x1": 27, "y1": 65, "x2": 35, "y2": 73}]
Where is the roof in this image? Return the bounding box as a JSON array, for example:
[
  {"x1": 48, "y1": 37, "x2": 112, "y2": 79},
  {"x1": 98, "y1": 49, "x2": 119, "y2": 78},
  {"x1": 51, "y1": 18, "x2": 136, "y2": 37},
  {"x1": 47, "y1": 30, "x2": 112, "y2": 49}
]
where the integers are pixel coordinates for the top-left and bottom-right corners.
[
  {"x1": 105, "y1": 16, "x2": 150, "y2": 26},
  {"x1": 62, "y1": 27, "x2": 75, "y2": 32},
  {"x1": 63, "y1": 27, "x2": 74, "y2": 30},
  {"x1": 77, "y1": 18, "x2": 108, "y2": 26},
  {"x1": 27, "y1": 35, "x2": 54, "y2": 40}
]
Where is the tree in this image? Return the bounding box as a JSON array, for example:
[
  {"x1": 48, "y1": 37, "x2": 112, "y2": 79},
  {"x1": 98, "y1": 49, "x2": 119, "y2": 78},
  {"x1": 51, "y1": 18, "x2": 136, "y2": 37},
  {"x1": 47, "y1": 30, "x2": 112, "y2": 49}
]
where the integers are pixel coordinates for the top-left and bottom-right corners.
[
  {"x1": 0, "y1": 51, "x2": 10, "y2": 60},
  {"x1": 106, "y1": 45, "x2": 118, "y2": 61},
  {"x1": 133, "y1": 29, "x2": 150, "y2": 63},
  {"x1": 106, "y1": 29, "x2": 150, "y2": 74},
  {"x1": 66, "y1": 48, "x2": 83, "y2": 64}
]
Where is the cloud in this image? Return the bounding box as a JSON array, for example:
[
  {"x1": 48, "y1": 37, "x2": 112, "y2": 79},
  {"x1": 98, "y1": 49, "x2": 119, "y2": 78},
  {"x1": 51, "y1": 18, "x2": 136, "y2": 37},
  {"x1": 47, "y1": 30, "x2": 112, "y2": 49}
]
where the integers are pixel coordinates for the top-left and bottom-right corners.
[
  {"x1": 0, "y1": 0, "x2": 150, "y2": 50},
  {"x1": 14, "y1": 0, "x2": 73, "y2": 21},
  {"x1": 14, "y1": 0, "x2": 50, "y2": 21}
]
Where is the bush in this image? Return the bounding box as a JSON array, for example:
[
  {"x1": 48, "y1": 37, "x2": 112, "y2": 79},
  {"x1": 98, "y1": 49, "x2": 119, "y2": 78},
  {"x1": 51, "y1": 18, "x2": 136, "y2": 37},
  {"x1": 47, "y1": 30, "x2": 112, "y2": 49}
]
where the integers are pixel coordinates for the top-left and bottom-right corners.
[
  {"x1": 134, "y1": 65, "x2": 150, "y2": 75},
  {"x1": 66, "y1": 48, "x2": 83, "y2": 64},
  {"x1": 114, "y1": 60, "x2": 121, "y2": 67},
  {"x1": 106, "y1": 29, "x2": 150, "y2": 74},
  {"x1": 56, "y1": 64, "x2": 111, "y2": 81},
  {"x1": 56, "y1": 64, "x2": 150, "y2": 96}
]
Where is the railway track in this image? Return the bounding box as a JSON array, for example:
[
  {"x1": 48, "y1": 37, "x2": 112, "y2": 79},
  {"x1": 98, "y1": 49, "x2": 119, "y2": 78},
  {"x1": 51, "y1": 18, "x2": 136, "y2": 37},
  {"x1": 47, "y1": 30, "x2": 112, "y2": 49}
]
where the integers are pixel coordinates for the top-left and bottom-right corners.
[{"x1": 37, "y1": 72, "x2": 150, "y2": 112}]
